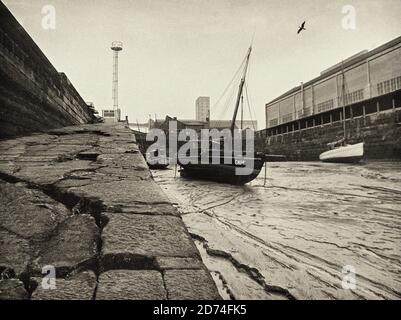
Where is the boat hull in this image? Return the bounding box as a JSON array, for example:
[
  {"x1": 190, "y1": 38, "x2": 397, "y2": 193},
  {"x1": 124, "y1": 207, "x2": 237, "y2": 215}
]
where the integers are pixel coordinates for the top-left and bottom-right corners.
[
  {"x1": 146, "y1": 153, "x2": 169, "y2": 170},
  {"x1": 148, "y1": 163, "x2": 169, "y2": 170},
  {"x1": 179, "y1": 158, "x2": 265, "y2": 185},
  {"x1": 319, "y1": 142, "x2": 364, "y2": 163}
]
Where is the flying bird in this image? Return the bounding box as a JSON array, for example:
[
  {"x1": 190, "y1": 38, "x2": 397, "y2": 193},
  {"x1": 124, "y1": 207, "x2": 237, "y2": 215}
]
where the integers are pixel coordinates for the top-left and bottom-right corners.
[{"x1": 297, "y1": 21, "x2": 306, "y2": 34}]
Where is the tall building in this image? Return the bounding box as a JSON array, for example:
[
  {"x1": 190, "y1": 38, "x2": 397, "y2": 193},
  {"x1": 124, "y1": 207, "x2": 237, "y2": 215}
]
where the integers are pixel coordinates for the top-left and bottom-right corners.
[{"x1": 196, "y1": 96, "x2": 210, "y2": 121}]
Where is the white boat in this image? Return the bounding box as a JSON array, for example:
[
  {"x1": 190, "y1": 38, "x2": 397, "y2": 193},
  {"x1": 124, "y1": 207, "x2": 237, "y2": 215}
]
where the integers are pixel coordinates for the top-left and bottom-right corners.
[
  {"x1": 319, "y1": 63, "x2": 364, "y2": 164},
  {"x1": 319, "y1": 142, "x2": 364, "y2": 163}
]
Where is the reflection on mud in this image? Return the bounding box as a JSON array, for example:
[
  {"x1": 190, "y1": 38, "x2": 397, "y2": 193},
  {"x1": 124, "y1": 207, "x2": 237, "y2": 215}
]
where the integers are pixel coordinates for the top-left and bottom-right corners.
[{"x1": 153, "y1": 162, "x2": 401, "y2": 300}]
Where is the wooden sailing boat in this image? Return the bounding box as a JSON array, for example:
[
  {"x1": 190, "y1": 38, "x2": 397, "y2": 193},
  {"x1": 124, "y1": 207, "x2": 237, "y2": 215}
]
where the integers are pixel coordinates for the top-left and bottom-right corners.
[
  {"x1": 178, "y1": 46, "x2": 265, "y2": 184},
  {"x1": 131, "y1": 121, "x2": 170, "y2": 169},
  {"x1": 146, "y1": 149, "x2": 170, "y2": 169},
  {"x1": 319, "y1": 62, "x2": 364, "y2": 163}
]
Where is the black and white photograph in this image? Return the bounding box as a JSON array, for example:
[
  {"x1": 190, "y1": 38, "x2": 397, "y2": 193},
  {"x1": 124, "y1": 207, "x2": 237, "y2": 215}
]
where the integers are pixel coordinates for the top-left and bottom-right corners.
[{"x1": 0, "y1": 0, "x2": 400, "y2": 308}]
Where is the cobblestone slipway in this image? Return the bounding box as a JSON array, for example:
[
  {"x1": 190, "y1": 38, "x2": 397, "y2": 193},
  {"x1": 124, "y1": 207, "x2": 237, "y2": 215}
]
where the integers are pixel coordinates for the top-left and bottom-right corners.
[{"x1": 0, "y1": 123, "x2": 220, "y2": 300}]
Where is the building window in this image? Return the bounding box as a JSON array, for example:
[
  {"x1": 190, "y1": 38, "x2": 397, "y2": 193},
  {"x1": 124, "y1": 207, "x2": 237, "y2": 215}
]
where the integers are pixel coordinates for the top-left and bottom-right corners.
[
  {"x1": 384, "y1": 80, "x2": 390, "y2": 93},
  {"x1": 102, "y1": 110, "x2": 115, "y2": 117},
  {"x1": 391, "y1": 78, "x2": 396, "y2": 91},
  {"x1": 377, "y1": 76, "x2": 401, "y2": 96},
  {"x1": 282, "y1": 113, "x2": 293, "y2": 123},
  {"x1": 342, "y1": 89, "x2": 364, "y2": 105},
  {"x1": 397, "y1": 76, "x2": 401, "y2": 90},
  {"x1": 269, "y1": 118, "x2": 278, "y2": 127},
  {"x1": 317, "y1": 99, "x2": 334, "y2": 113},
  {"x1": 378, "y1": 83, "x2": 384, "y2": 95}
]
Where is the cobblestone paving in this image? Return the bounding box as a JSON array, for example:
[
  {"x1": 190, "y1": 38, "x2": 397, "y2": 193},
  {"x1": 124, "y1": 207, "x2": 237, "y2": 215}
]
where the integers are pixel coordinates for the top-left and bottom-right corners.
[{"x1": 0, "y1": 123, "x2": 220, "y2": 300}]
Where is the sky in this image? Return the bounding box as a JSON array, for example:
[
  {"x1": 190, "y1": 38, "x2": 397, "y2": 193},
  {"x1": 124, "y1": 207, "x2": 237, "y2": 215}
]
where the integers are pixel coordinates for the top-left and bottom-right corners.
[{"x1": 4, "y1": 0, "x2": 401, "y2": 127}]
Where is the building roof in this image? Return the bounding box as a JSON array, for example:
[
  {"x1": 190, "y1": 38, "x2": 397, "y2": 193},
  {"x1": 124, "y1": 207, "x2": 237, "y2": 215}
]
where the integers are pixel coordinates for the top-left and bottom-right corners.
[
  {"x1": 179, "y1": 119, "x2": 207, "y2": 126},
  {"x1": 209, "y1": 120, "x2": 257, "y2": 130},
  {"x1": 148, "y1": 115, "x2": 258, "y2": 130},
  {"x1": 266, "y1": 35, "x2": 401, "y2": 107}
]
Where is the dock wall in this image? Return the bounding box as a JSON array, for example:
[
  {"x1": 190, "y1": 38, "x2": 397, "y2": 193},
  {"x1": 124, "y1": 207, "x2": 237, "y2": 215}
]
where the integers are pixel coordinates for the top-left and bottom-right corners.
[
  {"x1": 0, "y1": 2, "x2": 95, "y2": 139},
  {"x1": 259, "y1": 91, "x2": 401, "y2": 161}
]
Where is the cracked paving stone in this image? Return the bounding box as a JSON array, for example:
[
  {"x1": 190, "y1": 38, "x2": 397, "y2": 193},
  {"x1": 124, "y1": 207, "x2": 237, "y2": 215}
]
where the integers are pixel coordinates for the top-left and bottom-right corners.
[
  {"x1": 101, "y1": 214, "x2": 199, "y2": 271},
  {"x1": 0, "y1": 279, "x2": 29, "y2": 300},
  {"x1": 0, "y1": 229, "x2": 33, "y2": 278},
  {"x1": 106, "y1": 202, "x2": 179, "y2": 215},
  {"x1": 31, "y1": 271, "x2": 97, "y2": 300},
  {"x1": 96, "y1": 166, "x2": 151, "y2": 181},
  {"x1": 0, "y1": 162, "x2": 17, "y2": 176},
  {"x1": 98, "y1": 144, "x2": 140, "y2": 155},
  {"x1": 13, "y1": 160, "x2": 100, "y2": 185},
  {"x1": 63, "y1": 180, "x2": 171, "y2": 210},
  {"x1": 164, "y1": 269, "x2": 221, "y2": 300},
  {"x1": 0, "y1": 181, "x2": 70, "y2": 241},
  {"x1": 97, "y1": 152, "x2": 147, "y2": 166},
  {"x1": 96, "y1": 270, "x2": 166, "y2": 300},
  {"x1": 36, "y1": 215, "x2": 100, "y2": 277},
  {"x1": 155, "y1": 257, "x2": 204, "y2": 270}
]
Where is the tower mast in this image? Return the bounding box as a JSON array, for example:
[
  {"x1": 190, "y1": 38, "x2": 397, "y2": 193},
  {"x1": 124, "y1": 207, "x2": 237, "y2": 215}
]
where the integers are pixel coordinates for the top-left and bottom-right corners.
[{"x1": 111, "y1": 41, "x2": 123, "y2": 122}]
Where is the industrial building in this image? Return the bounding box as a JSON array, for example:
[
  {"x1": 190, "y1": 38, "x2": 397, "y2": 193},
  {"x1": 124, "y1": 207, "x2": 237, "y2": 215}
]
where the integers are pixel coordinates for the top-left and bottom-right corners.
[
  {"x1": 102, "y1": 108, "x2": 121, "y2": 123},
  {"x1": 265, "y1": 36, "x2": 401, "y2": 134},
  {"x1": 149, "y1": 116, "x2": 257, "y2": 132},
  {"x1": 209, "y1": 120, "x2": 257, "y2": 130},
  {"x1": 260, "y1": 36, "x2": 401, "y2": 160},
  {"x1": 195, "y1": 96, "x2": 210, "y2": 121}
]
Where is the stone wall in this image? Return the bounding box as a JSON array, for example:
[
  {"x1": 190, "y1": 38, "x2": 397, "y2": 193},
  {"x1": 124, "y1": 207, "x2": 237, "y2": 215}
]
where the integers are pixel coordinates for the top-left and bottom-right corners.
[{"x1": 0, "y1": 2, "x2": 95, "y2": 139}]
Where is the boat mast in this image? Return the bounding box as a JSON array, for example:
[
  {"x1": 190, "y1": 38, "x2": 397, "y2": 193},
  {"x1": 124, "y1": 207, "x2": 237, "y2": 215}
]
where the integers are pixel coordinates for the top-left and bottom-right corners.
[
  {"x1": 240, "y1": 95, "x2": 244, "y2": 130},
  {"x1": 341, "y1": 61, "x2": 346, "y2": 140},
  {"x1": 230, "y1": 46, "x2": 252, "y2": 132}
]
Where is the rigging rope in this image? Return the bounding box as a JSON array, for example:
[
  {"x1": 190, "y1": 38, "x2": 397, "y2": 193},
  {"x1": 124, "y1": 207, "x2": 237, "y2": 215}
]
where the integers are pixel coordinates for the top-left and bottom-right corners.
[
  {"x1": 243, "y1": 54, "x2": 257, "y2": 131},
  {"x1": 215, "y1": 83, "x2": 238, "y2": 128},
  {"x1": 211, "y1": 54, "x2": 248, "y2": 126},
  {"x1": 244, "y1": 83, "x2": 256, "y2": 131}
]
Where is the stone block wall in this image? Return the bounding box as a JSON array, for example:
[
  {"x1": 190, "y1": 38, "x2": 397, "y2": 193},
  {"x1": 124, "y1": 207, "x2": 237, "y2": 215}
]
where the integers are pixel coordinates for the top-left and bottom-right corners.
[
  {"x1": 259, "y1": 109, "x2": 401, "y2": 161},
  {"x1": 0, "y1": 2, "x2": 95, "y2": 139}
]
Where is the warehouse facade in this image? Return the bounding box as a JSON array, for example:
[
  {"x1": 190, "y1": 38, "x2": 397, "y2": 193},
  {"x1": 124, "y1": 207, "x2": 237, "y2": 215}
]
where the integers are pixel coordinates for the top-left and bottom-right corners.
[
  {"x1": 265, "y1": 36, "x2": 401, "y2": 135},
  {"x1": 259, "y1": 36, "x2": 401, "y2": 160}
]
